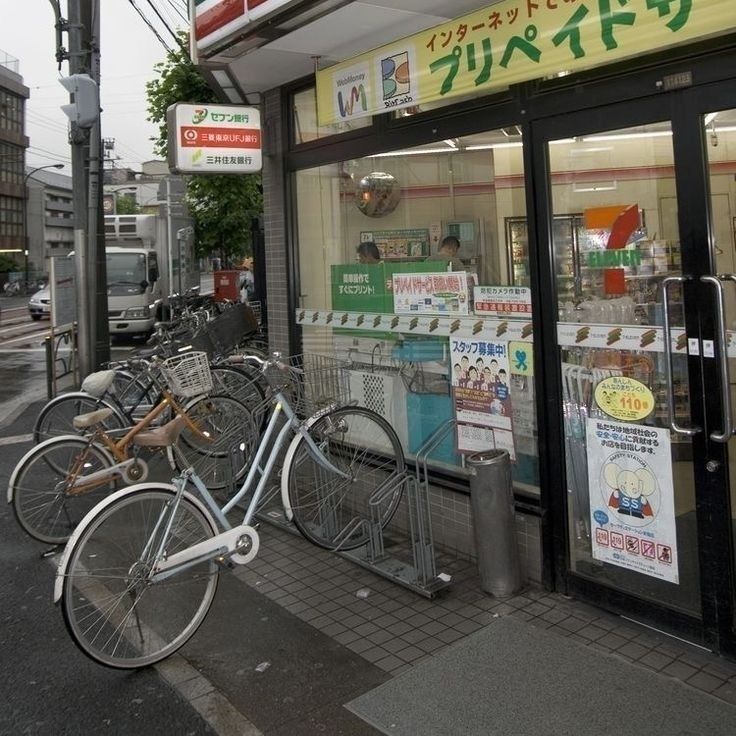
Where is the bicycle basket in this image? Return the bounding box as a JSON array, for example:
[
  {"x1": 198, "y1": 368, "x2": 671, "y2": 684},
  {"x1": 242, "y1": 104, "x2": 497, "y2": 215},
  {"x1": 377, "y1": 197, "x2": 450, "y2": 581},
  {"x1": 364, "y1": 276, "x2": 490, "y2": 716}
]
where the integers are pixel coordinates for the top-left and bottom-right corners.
[
  {"x1": 161, "y1": 351, "x2": 213, "y2": 398},
  {"x1": 265, "y1": 354, "x2": 351, "y2": 415}
]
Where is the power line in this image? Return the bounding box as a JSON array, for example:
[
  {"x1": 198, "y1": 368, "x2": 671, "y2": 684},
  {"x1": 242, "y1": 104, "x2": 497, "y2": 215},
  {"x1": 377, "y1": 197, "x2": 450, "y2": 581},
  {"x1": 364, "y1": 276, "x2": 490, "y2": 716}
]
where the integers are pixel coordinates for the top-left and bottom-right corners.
[
  {"x1": 163, "y1": 0, "x2": 188, "y2": 24},
  {"x1": 127, "y1": 0, "x2": 173, "y2": 54}
]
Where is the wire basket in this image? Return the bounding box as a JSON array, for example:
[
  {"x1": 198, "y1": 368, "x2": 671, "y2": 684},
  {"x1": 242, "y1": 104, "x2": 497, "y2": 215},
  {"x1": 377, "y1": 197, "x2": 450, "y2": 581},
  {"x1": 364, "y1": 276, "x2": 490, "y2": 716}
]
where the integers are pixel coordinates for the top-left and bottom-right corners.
[
  {"x1": 264, "y1": 353, "x2": 351, "y2": 416},
  {"x1": 161, "y1": 351, "x2": 213, "y2": 398}
]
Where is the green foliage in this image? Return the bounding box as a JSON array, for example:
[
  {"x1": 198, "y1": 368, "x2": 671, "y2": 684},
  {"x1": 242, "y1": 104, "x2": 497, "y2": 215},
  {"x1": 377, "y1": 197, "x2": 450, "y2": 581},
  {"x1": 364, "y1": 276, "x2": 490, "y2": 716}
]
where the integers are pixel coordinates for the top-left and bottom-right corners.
[
  {"x1": 115, "y1": 194, "x2": 140, "y2": 215},
  {"x1": 146, "y1": 32, "x2": 263, "y2": 261},
  {"x1": 0, "y1": 254, "x2": 18, "y2": 273}
]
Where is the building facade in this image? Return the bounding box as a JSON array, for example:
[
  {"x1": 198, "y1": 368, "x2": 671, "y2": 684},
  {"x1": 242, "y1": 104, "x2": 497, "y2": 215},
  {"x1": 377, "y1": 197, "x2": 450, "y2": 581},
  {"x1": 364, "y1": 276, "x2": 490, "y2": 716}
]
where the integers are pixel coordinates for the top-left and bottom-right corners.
[
  {"x1": 26, "y1": 168, "x2": 74, "y2": 274},
  {"x1": 191, "y1": 1, "x2": 736, "y2": 659},
  {"x1": 0, "y1": 50, "x2": 28, "y2": 267}
]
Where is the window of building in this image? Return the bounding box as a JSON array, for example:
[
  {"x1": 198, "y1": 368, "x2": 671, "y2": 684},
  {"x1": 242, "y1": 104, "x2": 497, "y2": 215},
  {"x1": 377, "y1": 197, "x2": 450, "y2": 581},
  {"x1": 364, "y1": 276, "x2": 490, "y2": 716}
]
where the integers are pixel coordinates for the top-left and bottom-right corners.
[
  {"x1": 0, "y1": 89, "x2": 23, "y2": 133},
  {"x1": 0, "y1": 194, "x2": 23, "y2": 237},
  {"x1": 294, "y1": 129, "x2": 539, "y2": 494},
  {"x1": 0, "y1": 141, "x2": 23, "y2": 186},
  {"x1": 292, "y1": 86, "x2": 370, "y2": 145}
]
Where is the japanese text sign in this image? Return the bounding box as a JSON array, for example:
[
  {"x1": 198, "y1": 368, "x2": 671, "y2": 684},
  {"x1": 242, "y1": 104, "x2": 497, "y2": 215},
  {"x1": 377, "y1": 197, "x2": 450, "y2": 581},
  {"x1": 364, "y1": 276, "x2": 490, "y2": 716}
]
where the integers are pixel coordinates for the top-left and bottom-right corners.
[
  {"x1": 167, "y1": 103, "x2": 262, "y2": 174},
  {"x1": 316, "y1": 0, "x2": 733, "y2": 126},
  {"x1": 393, "y1": 272, "x2": 470, "y2": 315}
]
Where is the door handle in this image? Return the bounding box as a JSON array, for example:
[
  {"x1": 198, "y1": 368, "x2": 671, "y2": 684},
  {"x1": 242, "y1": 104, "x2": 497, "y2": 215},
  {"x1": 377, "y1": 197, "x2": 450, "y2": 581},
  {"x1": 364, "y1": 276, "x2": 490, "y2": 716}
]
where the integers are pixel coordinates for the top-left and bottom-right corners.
[
  {"x1": 662, "y1": 276, "x2": 700, "y2": 437},
  {"x1": 700, "y1": 274, "x2": 732, "y2": 441}
]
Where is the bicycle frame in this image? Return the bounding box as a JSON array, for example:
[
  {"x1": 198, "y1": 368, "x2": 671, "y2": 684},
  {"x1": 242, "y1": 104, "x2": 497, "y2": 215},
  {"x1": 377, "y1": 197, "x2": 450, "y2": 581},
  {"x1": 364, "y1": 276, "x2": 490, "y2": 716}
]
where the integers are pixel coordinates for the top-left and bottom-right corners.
[
  {"x1": 150, "y1": 388, "x2": 351, "y2": 582},
  {"x1": 63, "y1": 389, "x2": 213, "y2": 495}
]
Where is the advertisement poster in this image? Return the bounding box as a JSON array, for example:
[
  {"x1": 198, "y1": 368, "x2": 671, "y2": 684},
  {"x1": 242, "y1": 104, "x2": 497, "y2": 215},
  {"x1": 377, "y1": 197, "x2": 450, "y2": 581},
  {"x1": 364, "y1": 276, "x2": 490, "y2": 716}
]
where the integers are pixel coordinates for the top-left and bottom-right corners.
[
  {"x1": 450, "y1": 338, "x2": 514, "y2": 458},
  {"x1": 587, "y1": 419, "x2": 679, "y2": 584},
  {"x1": 50, "y1": 255, "x2": 76, "y2": 329},
  {"x1": 361, "y1": 229, "x2": 429, "y2": 259},
  {"x1": 393, "y1": 272, "x2": 470, "y2": 315},
  {"x1": 474, "y1": 286, "x2": 532, "y2": 318}
]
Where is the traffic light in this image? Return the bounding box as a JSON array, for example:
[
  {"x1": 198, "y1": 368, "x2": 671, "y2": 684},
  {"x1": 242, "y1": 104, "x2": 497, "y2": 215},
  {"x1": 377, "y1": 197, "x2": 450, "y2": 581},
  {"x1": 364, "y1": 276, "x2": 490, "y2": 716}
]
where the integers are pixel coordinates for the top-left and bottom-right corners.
[{"x1": 59, "y1": 74, "x2": 99, "y2": 128}]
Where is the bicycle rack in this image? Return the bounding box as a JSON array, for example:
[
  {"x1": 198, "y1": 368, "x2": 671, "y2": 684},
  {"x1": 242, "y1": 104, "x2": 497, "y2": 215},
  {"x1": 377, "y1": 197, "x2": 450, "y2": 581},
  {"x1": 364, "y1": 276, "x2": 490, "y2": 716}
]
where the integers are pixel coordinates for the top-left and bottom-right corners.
[{"x1": 256, "y1": 421, "x2": 456, "y2": 599}]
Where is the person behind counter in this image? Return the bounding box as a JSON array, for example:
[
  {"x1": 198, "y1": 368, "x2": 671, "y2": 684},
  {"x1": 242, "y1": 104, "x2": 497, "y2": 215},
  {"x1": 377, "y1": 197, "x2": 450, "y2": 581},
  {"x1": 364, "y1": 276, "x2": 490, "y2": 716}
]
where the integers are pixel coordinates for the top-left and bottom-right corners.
[
  {"x1": 426, "y1": 235, "x2": 465, "y2": 271},
  {"x1": 357, "y1": 241, "x2": 381, "y2": 264}
]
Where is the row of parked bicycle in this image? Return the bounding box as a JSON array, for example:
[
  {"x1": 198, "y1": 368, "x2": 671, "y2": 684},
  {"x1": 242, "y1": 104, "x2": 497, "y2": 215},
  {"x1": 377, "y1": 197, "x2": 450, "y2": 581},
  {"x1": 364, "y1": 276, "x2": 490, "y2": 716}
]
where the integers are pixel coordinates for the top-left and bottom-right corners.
[{"x1": 7, "y1": 305, "x2": 408, "y2": 670}]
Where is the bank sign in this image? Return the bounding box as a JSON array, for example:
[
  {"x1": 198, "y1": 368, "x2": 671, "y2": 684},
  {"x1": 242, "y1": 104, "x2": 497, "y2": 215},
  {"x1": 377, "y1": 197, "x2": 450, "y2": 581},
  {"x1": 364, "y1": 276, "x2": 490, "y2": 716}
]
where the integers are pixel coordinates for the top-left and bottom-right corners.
[
  {"x1": 167, "y1": 103, "x2": 262, "y2": 174},
  {"x1": 316, "y1": 0, "x2": 736, "y2": 126}
]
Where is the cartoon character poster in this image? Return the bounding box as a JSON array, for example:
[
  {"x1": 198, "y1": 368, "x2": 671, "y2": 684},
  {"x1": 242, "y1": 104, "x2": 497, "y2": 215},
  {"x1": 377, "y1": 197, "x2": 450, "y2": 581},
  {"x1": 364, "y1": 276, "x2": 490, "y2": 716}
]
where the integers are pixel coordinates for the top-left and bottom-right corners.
[
  {"x1": 586, "y1": 418, "x2": 679, "y2": 584},
  {"x1": 450, "y1": 339, "x2": 514, "y2": 458}
]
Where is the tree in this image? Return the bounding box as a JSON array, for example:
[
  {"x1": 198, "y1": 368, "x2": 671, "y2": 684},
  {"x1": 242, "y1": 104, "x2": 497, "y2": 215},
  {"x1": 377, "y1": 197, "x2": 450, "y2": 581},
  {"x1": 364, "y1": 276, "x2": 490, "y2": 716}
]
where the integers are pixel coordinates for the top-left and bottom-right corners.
[
  {"x1": 146, "y1": 33, "x2": 262, "y2": 262},
  {"x1": 115, "y1": 194, "x2": 140, "y2": 215}
]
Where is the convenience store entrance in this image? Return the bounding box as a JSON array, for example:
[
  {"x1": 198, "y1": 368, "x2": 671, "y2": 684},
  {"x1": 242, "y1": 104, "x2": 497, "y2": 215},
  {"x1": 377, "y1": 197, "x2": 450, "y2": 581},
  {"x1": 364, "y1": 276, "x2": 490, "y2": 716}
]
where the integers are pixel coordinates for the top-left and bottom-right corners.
[{"x1": 533, "y1": 81, "x2": 736, "y2": 655}]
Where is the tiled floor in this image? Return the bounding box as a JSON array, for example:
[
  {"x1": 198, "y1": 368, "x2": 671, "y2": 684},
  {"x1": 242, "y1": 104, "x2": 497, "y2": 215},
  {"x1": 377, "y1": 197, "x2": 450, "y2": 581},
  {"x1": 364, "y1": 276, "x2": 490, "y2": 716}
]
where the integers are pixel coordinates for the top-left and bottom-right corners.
[{"x1": 234, "y1": 522, "x2": 736, "y2": 707}]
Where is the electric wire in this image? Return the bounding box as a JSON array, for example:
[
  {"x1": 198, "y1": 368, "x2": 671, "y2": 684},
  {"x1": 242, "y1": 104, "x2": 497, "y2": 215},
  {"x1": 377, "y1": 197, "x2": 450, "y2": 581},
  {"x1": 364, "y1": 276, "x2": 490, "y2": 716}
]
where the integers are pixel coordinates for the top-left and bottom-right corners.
[{"x1": 127, "y1": 0, "x2": 173, "y2": 54}]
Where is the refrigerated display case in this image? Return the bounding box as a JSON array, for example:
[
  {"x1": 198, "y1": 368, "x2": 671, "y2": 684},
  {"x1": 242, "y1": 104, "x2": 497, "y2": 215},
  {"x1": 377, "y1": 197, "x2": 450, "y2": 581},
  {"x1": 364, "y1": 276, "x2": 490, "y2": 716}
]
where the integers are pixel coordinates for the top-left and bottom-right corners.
[{"x1": 506, "y1": 214, "x2": 586, "y2": 298}]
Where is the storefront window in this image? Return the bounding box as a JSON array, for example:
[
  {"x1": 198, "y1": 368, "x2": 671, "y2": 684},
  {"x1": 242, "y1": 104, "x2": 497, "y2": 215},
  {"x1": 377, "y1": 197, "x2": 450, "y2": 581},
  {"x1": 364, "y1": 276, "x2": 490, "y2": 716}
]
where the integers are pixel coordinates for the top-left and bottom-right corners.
[
  {"x1": 295, "y1": 130, "x2": 539, "y2": 494},
  {"x1": 292, "y1": 87, "x2": 370, "y2": 145}
]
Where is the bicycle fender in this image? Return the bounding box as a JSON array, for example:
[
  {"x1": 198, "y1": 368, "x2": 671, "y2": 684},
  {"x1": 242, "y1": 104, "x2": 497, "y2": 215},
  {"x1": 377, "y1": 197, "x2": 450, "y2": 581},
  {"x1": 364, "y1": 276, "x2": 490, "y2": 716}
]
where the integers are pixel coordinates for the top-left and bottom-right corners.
[
  {"x1": 53, "y1": 483, "x2": 212, "y2": 604},
  {"x1": 7, "y1": 435, "x2": 115, "y2": 504},
  {"x1": 279, "y1": 412, "x2": 323, "y2": 523}
]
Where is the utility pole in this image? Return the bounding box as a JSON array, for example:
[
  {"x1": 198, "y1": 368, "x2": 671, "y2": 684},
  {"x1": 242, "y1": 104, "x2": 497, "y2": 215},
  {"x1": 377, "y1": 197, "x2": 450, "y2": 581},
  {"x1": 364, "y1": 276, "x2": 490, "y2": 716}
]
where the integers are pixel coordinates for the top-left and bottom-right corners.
[{"x1": 59, "y1": 0, "x2": 108, "y2": 378}]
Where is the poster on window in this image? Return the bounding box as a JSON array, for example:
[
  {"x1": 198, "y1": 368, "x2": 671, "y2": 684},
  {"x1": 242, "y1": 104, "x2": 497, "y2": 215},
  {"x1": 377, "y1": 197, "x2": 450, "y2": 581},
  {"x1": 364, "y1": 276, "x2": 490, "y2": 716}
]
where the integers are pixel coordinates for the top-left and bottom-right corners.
[
  {"x1": 586, "y1": 418, "x2": 678, "y2": 584},
  {"x1": 450, "y1": 338, "x2": 515, "y2": 458},
  {"x1": 393, "y1": 272, "x2": 470, "y2": 315}
]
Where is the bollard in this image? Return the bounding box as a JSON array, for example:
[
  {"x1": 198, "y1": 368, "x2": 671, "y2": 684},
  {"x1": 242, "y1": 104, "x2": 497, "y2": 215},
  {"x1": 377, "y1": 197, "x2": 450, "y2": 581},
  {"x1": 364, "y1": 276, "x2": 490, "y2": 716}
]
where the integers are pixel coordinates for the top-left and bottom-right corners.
[{"x1": 467, "y1": 449, "x2": 523, "y2": 598}]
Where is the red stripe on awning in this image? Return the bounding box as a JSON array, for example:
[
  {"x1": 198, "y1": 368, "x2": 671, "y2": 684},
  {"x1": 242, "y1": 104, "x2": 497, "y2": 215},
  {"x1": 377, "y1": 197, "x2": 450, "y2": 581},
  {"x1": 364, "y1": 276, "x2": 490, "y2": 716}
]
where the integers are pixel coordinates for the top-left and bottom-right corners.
[{"x1": 196, "y1": 0, "x2": 245, "y2": 40}]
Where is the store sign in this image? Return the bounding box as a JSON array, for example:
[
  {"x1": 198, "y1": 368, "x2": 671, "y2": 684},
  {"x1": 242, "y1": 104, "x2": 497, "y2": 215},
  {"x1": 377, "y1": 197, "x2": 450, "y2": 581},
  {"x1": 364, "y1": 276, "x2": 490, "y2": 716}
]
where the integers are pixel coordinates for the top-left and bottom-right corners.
[
  {"x1": 193, "y1": 0, "x2": 298, "y2": 51},
  {"x1": 167, "y1": 103, "x2": 262, "y2": 174},
  {"x1": 393, "y1": 272, "x2": 470, "y2": 315},
  {"x1": 316, "y1": 0, "x2": 735, "y2": 126},
  {"x1": 360, "y1": 229, "x2": 429, "y2": 259},
  {"x1": 587, "y1": 419, "x2": 678, "y2": 584},
  {"x1": 474, "y1": 285, "x2": 532, "y2": 318}
]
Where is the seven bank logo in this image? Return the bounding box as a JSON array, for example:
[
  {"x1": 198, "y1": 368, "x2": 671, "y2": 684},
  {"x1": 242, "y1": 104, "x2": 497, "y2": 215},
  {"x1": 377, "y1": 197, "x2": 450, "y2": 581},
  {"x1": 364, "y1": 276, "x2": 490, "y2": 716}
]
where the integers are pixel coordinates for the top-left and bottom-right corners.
[
  {"x1": 381, "y1": 51, "x2": 410, "y2": 101},
  {"x1": 191, "y1": 108, "x2": 208, "y2": 124}
]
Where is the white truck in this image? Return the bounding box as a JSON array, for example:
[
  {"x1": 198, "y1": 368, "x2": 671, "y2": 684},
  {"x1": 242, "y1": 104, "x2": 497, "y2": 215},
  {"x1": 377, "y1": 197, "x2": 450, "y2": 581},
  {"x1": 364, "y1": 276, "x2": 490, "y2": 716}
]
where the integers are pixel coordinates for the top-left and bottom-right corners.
[{"x1": 104, "y1": 213, "x2": 199, "y2": 336}]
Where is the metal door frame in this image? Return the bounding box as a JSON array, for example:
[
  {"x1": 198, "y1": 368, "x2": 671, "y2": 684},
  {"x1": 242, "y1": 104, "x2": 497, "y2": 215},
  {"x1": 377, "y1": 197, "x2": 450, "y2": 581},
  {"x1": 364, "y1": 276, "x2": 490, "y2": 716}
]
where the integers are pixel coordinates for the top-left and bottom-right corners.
[{"x1": 527, "y1": 79, "x2": 736, "y2": 653}]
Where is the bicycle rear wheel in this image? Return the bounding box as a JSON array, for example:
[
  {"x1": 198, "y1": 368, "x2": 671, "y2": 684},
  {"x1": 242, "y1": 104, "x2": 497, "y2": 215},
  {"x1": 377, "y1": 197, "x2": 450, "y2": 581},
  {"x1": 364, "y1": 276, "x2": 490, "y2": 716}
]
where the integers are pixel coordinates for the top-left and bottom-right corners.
[
  {"x1": 11, "y1": 436, "x2": 116, "y2": 544},
  {"x1": 171, "y1": 395, "x2": 258, "y2": 490},
  {"x1": 61, "y1": 487, "x2": 219, "y2": 669},
  {"x1": 33, "y1": 392, "x2": 126, "y2": 444},
  {"x1": 284, "y1": 407, "x2": 405, "y2": 550}
]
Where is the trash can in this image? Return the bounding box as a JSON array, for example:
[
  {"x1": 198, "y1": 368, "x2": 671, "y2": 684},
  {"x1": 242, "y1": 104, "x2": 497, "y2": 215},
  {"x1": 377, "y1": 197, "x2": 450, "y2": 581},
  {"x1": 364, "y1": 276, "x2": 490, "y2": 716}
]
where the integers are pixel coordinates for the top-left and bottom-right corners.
[{"x1": 467, "y1": 449, "x2": 523, "y2": 598}]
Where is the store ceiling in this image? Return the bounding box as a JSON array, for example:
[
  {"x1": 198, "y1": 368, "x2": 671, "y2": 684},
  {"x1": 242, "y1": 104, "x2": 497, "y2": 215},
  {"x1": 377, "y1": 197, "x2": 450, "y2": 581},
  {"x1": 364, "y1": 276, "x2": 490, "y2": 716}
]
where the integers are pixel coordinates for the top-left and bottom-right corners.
[{"x1": 202, "y1": 0, "x2": 494, "y2": 100}]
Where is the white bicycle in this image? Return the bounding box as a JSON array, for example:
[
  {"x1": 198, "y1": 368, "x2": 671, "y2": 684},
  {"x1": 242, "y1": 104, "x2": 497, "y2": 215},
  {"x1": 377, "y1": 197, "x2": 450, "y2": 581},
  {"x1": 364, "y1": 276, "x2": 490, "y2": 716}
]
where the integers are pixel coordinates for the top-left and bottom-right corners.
[{"x1": 55, "y1": 353, "x2": 406, "y2": 668}]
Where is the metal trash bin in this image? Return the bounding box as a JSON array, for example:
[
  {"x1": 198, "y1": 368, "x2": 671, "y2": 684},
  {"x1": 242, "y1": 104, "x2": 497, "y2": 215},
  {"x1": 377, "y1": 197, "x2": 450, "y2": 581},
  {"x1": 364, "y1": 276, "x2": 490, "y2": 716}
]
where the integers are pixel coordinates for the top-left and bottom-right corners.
[{"x1": 467, "y1": 449, "x2": 523, "y2": 598}]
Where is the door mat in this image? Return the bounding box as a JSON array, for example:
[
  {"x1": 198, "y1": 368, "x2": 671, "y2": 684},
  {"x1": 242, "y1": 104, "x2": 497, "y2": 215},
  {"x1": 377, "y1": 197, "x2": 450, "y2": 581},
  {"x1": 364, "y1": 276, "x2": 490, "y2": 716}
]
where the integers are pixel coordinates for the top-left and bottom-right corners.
[{"x1": 346, "y1": 617, "x2": 736, "y2": 736}]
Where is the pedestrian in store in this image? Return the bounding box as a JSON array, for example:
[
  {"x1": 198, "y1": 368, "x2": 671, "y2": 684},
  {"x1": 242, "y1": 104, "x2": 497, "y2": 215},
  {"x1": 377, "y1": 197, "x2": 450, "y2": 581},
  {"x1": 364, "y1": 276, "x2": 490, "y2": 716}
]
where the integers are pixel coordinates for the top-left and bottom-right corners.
[
  {"x1": 426, "y1": 235, "x2": 464, "y2": 271},
  {"x1": 357, "y1": 241, "x2": 381, "y2": 264}
]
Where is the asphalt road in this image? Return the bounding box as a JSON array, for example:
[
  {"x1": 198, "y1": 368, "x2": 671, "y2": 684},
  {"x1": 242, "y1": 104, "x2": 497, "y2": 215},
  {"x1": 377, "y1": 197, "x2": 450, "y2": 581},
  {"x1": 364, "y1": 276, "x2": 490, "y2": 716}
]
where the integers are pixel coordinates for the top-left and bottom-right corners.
[{"x1": 0, "y1": 405, "x2": 218, "y2": 736}]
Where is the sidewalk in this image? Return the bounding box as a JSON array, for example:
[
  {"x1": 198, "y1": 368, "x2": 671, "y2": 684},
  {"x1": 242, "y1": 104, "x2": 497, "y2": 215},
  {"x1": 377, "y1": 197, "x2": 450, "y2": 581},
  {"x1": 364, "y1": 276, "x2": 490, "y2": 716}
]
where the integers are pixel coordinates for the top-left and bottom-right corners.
[{"x1": 3, "y1": 396, "x2": 736, "y2": 734}]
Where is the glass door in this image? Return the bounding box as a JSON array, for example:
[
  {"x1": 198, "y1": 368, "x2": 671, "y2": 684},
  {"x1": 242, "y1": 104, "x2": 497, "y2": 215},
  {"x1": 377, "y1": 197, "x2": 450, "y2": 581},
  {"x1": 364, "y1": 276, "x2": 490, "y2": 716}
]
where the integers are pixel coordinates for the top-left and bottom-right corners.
[{"x1": 534, "y1": 87, "x2": 736, "y2": 652}]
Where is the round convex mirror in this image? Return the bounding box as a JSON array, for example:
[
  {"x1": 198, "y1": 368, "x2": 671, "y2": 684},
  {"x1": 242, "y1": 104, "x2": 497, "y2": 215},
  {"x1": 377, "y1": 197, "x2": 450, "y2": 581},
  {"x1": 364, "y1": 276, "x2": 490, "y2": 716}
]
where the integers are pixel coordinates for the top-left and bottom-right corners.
[{"x1": 355, "y1": 172, "x2": 401, "y2": 217}]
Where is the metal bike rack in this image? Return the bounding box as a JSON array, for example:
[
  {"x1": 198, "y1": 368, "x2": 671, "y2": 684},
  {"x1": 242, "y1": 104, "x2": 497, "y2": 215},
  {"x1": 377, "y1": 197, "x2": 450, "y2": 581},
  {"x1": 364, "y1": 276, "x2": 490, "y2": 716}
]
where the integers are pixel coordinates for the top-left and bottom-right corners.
[{"x1": 256, "y1": 421, "x2": 455, "y2": 598}]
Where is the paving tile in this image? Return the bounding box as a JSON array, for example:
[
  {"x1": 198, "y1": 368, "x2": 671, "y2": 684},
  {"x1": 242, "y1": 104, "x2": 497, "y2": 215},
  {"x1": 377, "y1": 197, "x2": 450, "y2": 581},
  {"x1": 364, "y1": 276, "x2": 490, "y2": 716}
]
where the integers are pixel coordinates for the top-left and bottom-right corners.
[
  {"x1": 436, "y1": 629, "x2": 465, "y2": 645},
  {"x1": 437, "y1": 611, "x2": 466, "y2": 627},
  {"x1": 360, "y1": 646, "x2": 391, "y2": 664},
  {"x1": 366, "y1": 629, "x2": 395, "y2": 646},
  {"x1": 509, "y1": 610, "x2": 534, "y2": 623},
  {"x1": 540, "y1": 608, "x2": 569, "y2": 625},
  {"x1": 575, "y1": 624, "x2": 608, "y2": 642},
  {"x1": 473, "y1": 612, "x2": 501, "y2": 626},
  {"x1": 687, "y1": 670, "x2": 725, "y2": 694},
  {"x1": 414, "y1": 637, "x2": 446, "y2": 654},
  {"x1": 555, "y1": 616, "x2": 589, "y2": 634},
  {"x1": 636, "y1": 649, "x2": 673, "y2": 672},
  {"x1": 661, "y1": 659, "x2": 698, "y2": 681},
  {"x1": 401, "y1": 629, "x2": 427, "y2": 645},
  {"x1": 453, "y1": 619, "x2": 483, "y2": 636},
  {"x1": 321, "y1": 622, "x2": 348, "y2": 637},
  {"x1": 353, "y1": 621, "x2": 380, "y2": 637},
  {"x1": 404, "y1": 612, "x2": 434, "y2": 628},
  {"x1": 386, "y1": 621, "x2": 414, "y2": 637},
  {"x1": 372, "y1": 613, "x2": 400, "y2": 629},
  {"x1": 346, "y1": 638, "x2": 375, "y2": 655},
  {"x1": 333, "y1": 630, "x2": 362, "y2": 646},
  {"x1": 702, "y1": 660, "x2": 736, "y2": 680},
  {"x1": 596, "y1": 632, "x2": 629, "y2": 651},
  {"x1": 712, "y1": 682, "x2": 736, "y2": 706},
  {"x1": 396, "y1": 645, "x2": 427, "y2": 663},
  {"x1": 616, "y1": 641, "x2": 651, "y2": 661},
  {"x1": 375, "y1": 654, "x2": 407, "y2": 673}
]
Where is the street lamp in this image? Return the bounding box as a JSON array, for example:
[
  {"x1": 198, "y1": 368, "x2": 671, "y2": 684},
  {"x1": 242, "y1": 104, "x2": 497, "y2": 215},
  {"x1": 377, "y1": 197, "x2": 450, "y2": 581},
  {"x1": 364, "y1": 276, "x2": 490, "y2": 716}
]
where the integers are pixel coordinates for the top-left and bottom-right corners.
[{"x1": 24, "y1": 163, "x2": 64, "y2": 288}]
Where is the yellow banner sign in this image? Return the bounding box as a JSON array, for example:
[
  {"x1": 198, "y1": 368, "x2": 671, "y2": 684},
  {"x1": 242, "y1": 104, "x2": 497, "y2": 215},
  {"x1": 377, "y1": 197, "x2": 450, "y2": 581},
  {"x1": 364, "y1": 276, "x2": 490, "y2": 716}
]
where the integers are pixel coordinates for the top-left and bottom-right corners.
[{"x1": 316, "y1": 0, "x2": 734, "y2": 127}]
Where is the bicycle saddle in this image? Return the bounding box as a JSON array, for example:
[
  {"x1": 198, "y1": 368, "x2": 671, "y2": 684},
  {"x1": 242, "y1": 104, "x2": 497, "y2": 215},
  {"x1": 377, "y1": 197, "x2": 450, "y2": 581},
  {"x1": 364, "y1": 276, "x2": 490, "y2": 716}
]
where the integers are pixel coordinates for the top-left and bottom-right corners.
[
  {"x1": 133, "y1": 414, "x2": 187, "y2": 448},
  {"x1": 81, "y1": 370, "x2": 115, "y2": 397},
  {"x1": 73, "y1": 407, "x2": 115, "y2": 430}
]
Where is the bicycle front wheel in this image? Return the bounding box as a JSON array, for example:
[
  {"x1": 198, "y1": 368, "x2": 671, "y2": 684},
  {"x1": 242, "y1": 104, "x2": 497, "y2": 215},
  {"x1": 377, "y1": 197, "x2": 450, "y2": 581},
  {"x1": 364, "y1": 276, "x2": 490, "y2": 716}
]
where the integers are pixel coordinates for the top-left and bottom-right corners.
[
  {"x1": 171, "y1": 395, "x2": 258, "y2": 490},
  {"x1": 61, "y1": 488, "x2": 219, "y2": 669},
  {"x1": 11, "y1": 436, "x2": 116, "y2": 544},
  {"x1": 285, "y1": 407, "x2": 405, "y2": 550}
]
